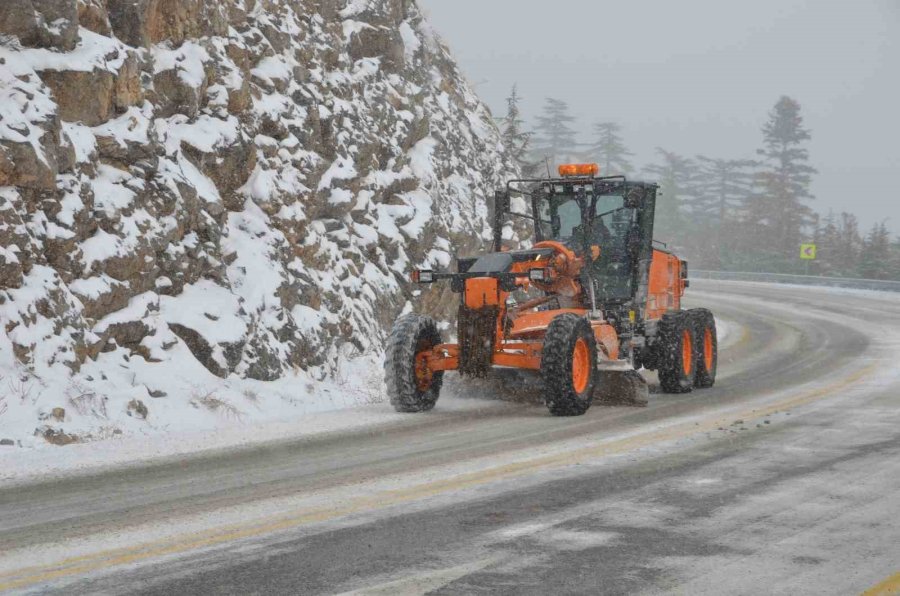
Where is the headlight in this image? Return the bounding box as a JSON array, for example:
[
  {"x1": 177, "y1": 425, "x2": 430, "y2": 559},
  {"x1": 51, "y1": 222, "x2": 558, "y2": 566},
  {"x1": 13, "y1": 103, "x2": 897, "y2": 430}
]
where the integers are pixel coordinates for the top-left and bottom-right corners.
[{"x1": 412, "y1": 269, "x2": 434, "y2": 283}]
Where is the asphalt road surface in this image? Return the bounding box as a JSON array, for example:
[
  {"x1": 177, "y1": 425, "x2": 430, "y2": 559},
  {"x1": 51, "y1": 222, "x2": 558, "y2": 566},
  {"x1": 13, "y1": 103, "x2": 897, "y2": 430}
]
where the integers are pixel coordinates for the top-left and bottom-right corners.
[{"x1": 1, "y1": 281, "x2": 899, "y2": 595}]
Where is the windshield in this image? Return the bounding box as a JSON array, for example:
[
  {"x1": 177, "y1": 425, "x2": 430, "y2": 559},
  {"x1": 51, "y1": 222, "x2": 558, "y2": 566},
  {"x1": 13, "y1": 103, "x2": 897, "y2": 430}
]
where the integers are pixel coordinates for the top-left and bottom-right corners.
[
  {"x1": 533, "y1": 191, "x2": 637, "y2": 301},
  {"x1": 536, "y1": 193, "x2": 629, "y2": 243},
  {"x1": 536, "y1": 195, "x2": 581, "y2": 240},
  {"x1": 592, "y1": 194, "x2": 630, "y2": 245}
]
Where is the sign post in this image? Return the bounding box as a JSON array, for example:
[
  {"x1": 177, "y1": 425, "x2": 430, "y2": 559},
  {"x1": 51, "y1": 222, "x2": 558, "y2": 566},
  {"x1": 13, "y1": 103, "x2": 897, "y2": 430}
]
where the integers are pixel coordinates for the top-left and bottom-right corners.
[{"x1": 800, "y1": 243, "x2": 817, "y2": 275}]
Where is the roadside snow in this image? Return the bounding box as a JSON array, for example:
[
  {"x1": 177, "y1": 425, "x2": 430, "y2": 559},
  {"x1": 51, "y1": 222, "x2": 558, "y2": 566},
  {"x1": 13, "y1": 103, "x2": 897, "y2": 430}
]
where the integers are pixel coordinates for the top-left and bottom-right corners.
[
  {"x1": 0, "y1": 345, "x2": 386, "y2": 466},
  {"x1": 0, "y1": 393, "x2": 512, "y2": 488}
]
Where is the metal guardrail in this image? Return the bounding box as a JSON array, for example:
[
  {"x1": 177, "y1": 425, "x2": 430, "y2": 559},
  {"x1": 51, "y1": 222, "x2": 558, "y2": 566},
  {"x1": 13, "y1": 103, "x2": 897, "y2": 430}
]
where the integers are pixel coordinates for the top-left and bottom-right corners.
[{"x1": 691, "y1": 270, "x2": 900, "y2": 293}]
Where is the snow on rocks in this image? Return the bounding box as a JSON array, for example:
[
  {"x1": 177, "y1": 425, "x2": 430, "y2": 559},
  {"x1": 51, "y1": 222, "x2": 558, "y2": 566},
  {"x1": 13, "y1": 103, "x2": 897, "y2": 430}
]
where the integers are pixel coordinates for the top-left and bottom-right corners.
[{"x1": 0, "y1": 0, "x2": 518, "y2": 447}]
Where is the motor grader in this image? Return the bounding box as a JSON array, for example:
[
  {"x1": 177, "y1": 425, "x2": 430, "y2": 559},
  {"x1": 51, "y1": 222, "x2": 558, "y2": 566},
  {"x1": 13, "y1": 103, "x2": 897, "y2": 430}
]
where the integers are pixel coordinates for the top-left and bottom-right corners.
[{"x1": 385, "y1": 163, "x2": 718, "y2": 416}]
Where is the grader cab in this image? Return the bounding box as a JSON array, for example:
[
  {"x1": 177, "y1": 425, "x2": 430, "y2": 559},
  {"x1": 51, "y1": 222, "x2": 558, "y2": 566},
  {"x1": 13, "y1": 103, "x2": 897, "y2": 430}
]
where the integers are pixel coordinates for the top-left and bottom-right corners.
[{"x1": 385, "y1": 164, "x2": 718, "y2": 416}]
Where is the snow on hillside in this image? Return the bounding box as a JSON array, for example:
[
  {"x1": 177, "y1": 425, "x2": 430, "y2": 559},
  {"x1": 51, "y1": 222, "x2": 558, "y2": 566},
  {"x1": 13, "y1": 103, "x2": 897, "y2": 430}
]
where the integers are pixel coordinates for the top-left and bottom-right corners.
[{"x1": 0, "y1": 0, "x2": 517, "y2": 447}]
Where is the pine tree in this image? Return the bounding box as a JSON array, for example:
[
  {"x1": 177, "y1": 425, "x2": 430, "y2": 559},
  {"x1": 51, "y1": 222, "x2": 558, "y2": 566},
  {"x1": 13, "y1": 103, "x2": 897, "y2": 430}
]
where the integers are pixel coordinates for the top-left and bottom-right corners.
[
  {"x1": 643, "y1": 148, "x2": 697, "y2": 250},
  {"x1": 755, "y1": 96, "x2": 818, "y2": 258},
  {"x1": 691, "y1": 156, "x2": 758, "y2": 269},
  {"x1": 859, "y1": 221, "x2": 892, "y2": 279},
  {"x1": 531, "y1": 97, "x2": 578, "y2": 168},
  {"x1": 889, "y1": 236, "x2": 900, "y2": 281},
  {"x1": 692, "y1": 156, "x2": 757, "y2": 227},
  {"x1": 835, "y1": 212, "x2": 862, "y2": 276},
  {"x1": 816, "y1": 211, "x2": 843, "y2": 276},
  {"x1": 498, "y1": 85, "x2": 538, "y2": 177},
  {"x1": 586, "y1": 122, "x2": 632, "y2": 176}
]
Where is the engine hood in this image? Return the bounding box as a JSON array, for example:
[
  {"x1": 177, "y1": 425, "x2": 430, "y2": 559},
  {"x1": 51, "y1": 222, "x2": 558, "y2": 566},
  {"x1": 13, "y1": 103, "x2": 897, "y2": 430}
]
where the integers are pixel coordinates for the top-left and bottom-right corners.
[{"x1": 457, "y1": 248, "x2": 557, "y2": 274}]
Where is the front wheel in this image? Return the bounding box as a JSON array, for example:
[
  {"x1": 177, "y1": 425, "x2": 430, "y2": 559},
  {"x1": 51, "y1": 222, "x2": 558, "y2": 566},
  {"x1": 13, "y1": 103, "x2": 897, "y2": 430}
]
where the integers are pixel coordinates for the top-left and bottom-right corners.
[
  {"x1": 384, "y1": 314, "x2": 444, "y2": 412},
  {"x1": 541, "y1": 314, "x2": 597, "y2": 416}
]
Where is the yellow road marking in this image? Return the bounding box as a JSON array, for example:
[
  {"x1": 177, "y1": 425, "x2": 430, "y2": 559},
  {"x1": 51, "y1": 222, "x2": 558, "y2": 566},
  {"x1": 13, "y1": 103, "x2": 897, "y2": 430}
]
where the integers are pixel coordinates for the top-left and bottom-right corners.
[
  {"x1": 863, "y1": 572, "x2": 900, "y2": 596},
  {"x1": 0, "y1": 362, "x2": 879, "y2": 591}
]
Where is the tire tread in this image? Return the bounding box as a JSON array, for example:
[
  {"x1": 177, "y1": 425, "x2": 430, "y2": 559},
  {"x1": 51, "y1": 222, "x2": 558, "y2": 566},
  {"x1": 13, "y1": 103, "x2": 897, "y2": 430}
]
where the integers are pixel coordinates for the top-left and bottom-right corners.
[
  {"x1": 657, "y1": 311, "x2": 695, "y2": 394},
  {"x1": 541, "y1": 314, "x2": 597, "y2": 416},
  {"x1": 384, "y1": 314, "x2": 443, "y2": 412}
]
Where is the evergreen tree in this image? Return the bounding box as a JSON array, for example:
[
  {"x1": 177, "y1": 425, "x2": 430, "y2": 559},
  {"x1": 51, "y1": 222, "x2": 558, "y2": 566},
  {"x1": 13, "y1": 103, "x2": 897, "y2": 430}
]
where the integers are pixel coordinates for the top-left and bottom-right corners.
[
  {"x1": 689, "y1": 156, "x2": 759, "y2": 269},
  {"x1": 692, "y1": 156, "x2": 757, "y2": 227},
  {"x1": 498, "y1": 85, "x2": 538, "y2": 177},
  {"x1": 889, "y1": 236, "x2": 900, "y2": 281},
  {"x1": 754, "y1": 96, "x2": 818, "y2": 257},
  {"x1": 643, "y1": 148, "x2": 697, "y2": 249},
  {"x1": 859, "y1": 221, "x2": 892, "y2": 279},
  {"x1": 816, "y1": 211, "x2": 843, "y2": 276},
  {"x1": 586, "y1": 122, "x2": 632, "y2": 176},
  {"x1": 835, "y1": 212, "x2": 863, "y2": 276},
  {"x1": 531, "y1": 97, "x2": 578, "y2": 168}
]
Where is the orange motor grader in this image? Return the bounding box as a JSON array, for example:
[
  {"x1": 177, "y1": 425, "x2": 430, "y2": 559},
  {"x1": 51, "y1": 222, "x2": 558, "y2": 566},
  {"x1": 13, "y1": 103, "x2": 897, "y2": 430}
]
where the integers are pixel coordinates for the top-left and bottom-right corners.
[{"x1": 385, "y1": 164, "x2": 718, "y2": 416}]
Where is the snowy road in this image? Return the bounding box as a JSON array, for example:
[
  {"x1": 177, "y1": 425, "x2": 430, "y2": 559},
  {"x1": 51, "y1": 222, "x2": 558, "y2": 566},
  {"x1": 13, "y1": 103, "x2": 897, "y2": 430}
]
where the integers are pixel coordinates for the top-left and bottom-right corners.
[{"x1": 1, "y1": 281, "x2": 899, "y2": 595}]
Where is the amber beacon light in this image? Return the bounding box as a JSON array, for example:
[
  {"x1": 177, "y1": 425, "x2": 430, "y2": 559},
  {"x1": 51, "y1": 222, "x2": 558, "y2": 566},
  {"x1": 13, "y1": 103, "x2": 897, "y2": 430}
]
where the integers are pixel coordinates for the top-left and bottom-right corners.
[{"x1": 558, "y1": 163, "x2": 600, "y2": 177}]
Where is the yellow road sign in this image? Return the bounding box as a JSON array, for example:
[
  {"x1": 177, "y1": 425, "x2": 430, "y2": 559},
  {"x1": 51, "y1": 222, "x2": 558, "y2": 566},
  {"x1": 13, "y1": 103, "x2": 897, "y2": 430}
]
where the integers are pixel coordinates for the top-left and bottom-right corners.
[{"x1": 800, "y1": 243, "x2": 817, "y2": 260}]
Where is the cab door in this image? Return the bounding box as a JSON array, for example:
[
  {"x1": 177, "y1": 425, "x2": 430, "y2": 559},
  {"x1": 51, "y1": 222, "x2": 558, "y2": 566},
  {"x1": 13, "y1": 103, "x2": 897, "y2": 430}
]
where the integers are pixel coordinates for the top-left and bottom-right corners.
[{"x1": 590, "y1": 195, "x2": 637, "y2": 302}]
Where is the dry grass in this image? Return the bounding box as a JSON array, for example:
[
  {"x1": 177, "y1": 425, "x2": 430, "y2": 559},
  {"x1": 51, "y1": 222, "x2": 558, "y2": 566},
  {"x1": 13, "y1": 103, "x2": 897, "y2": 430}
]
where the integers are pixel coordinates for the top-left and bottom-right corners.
[
  {"x1": 7, "y1": 375, "x2": 35, "y2": 405},
  {"x1": 353, "y1": 374, "x2": 385, "y2": 405},
  {"x1": 192, "y1": 390, "x2": 243, "y2": 420},
  {"x1": 66, "y1": 381, "x2": 109, "y2": 418}
]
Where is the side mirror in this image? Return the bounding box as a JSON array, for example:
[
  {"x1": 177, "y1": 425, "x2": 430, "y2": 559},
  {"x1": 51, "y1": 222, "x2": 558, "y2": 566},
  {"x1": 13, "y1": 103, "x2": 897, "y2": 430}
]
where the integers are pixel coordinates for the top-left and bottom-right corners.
[{"x1": 551, "y1": 214, "x2": 561, "y2": 232}]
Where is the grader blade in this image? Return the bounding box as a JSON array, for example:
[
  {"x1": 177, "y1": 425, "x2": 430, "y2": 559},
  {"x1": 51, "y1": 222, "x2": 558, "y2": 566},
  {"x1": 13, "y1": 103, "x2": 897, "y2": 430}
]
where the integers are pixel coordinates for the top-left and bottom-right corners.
[{"x1": 595, "y1": 361, "x2": 650, "y2": 407}]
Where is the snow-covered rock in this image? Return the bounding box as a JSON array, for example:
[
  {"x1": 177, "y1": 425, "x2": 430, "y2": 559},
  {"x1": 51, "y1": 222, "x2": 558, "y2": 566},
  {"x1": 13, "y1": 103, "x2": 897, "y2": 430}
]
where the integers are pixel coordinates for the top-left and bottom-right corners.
[{"x1": 0, "y1": 0, "x2": 517, "y2": 446}]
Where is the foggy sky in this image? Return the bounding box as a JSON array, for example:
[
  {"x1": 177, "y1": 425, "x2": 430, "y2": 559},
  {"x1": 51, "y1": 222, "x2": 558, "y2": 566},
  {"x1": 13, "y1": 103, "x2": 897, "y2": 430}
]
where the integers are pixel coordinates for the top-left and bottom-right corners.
[{"x1": 418, "y1": 0, "x2": 900, "y2": 235}]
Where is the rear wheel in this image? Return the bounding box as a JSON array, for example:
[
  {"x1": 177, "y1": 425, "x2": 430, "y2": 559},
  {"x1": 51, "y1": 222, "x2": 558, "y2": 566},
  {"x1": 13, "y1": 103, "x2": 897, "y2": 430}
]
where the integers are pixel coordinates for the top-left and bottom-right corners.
[
  {"x1": 541, "y1": 314, "x2": 597, "y2": 416},
  {"x1": 384, "y1": 314, "x2": 444, "y2": 412},
  {"x1": 690, "y1": 308, "x2": 718, "y2": 388},
  {"x1": 657, "y1": 311, "x2": 696, "y2": 394}
]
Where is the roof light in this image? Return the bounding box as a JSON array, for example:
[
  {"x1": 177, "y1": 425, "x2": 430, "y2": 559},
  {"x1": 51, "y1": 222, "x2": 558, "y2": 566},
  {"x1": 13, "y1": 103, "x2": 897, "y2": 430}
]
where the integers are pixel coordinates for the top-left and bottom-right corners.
[{"x1": 558, "y1": 163, "x2": 599, "y2": 177}]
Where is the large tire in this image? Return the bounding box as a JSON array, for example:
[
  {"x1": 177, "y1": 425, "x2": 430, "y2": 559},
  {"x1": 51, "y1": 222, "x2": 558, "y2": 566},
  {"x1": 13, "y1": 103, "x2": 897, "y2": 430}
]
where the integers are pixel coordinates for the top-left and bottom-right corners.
[
  {"x1": 541, "y1": 314, "x2": 597, "y2": 416},
  {"x1": 657, "y1": 311, "x2": 696, "y2": 394},
  {"x1": 384, "y1": 314, "x2": 444, "y2": 412},
  {"x1": 690, "y1": 308, "x2": 718, "y2": 388}
]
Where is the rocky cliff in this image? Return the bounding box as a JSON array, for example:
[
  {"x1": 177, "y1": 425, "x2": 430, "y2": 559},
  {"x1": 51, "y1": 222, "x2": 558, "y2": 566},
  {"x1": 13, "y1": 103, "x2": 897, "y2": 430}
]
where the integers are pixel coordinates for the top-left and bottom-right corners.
[{"x1": 0, "y1": 0, "x2": 515, "y2": 444}]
